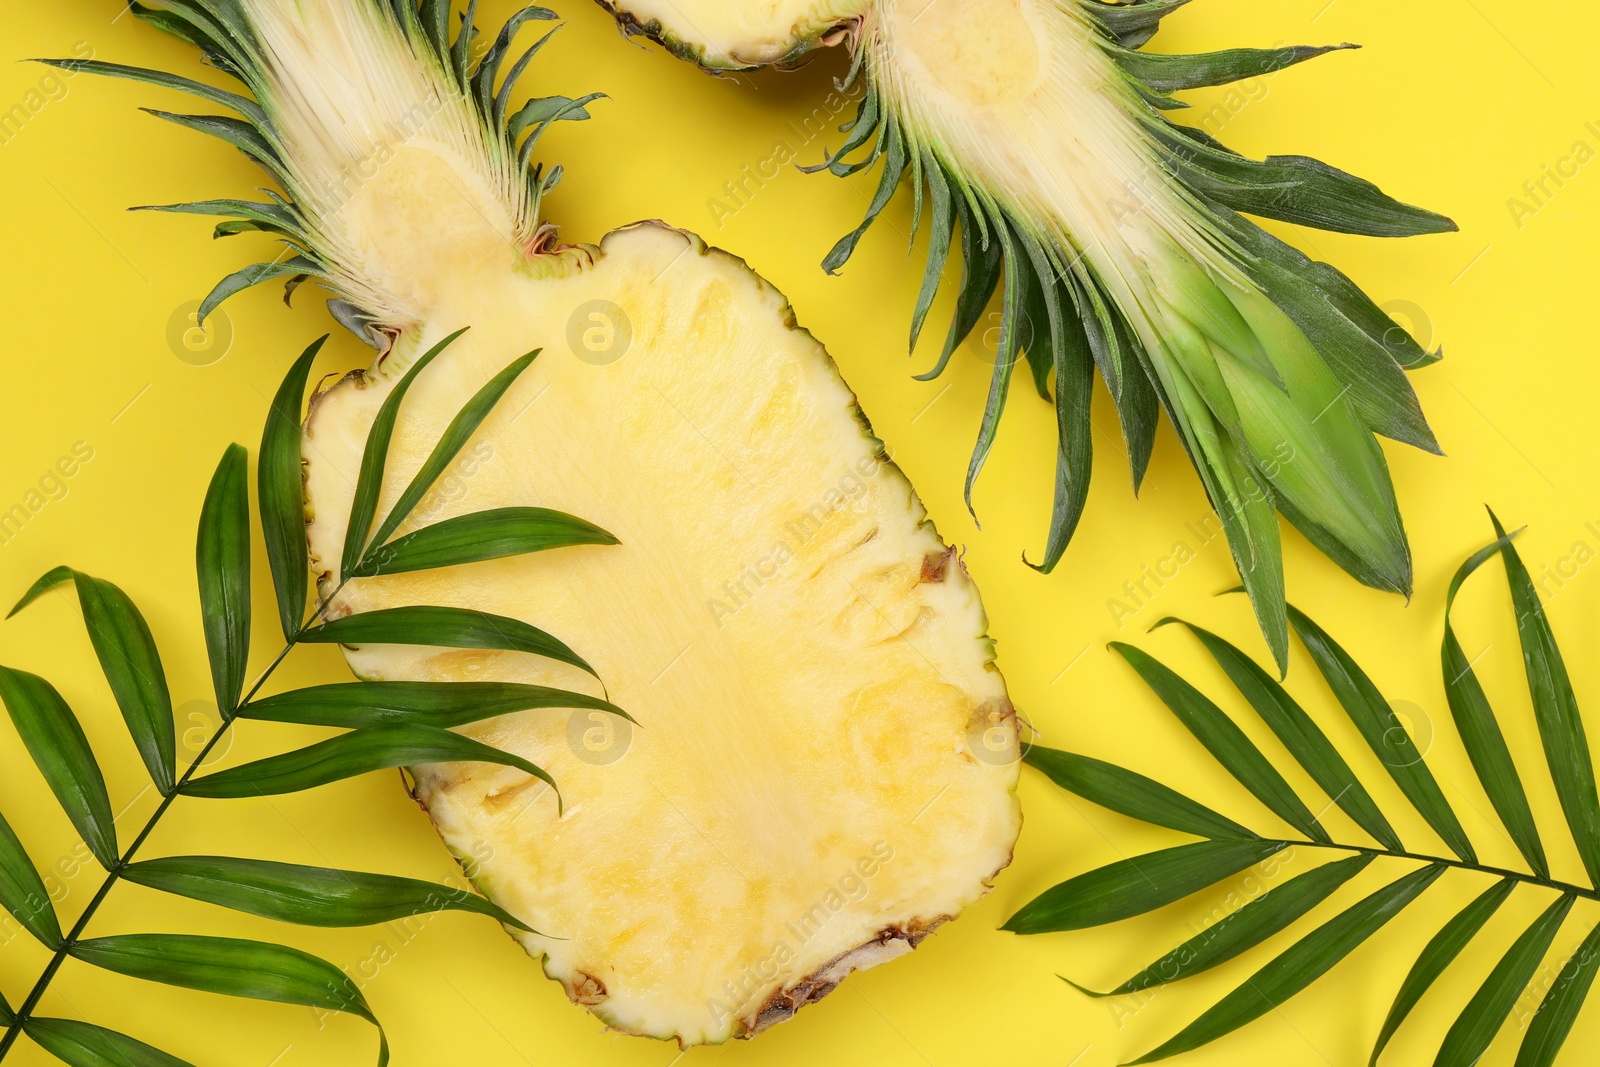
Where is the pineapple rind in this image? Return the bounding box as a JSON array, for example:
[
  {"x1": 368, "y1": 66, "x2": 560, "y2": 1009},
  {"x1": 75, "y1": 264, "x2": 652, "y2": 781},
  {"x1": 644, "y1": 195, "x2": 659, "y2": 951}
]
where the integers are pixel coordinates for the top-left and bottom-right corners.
[
  {"x1": 303, "y1": 221, "x2": 1022, "y2": 1045},
  {"x1": 592, "y1": 0, "x2": 866, "y2": 72}
]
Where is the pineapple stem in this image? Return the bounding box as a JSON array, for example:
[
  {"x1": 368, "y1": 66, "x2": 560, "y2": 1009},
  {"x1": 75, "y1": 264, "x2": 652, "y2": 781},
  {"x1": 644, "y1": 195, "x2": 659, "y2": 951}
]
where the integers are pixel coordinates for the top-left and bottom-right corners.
[{"x1": 0, "y1": 581, "x2": 349, "y2": 1058}]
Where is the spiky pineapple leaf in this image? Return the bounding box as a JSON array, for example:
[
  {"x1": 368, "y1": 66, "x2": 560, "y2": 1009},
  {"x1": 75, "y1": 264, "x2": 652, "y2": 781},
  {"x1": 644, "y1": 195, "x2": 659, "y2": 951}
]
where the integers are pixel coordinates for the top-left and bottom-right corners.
[
  {"x1": 22, "y1": 1018, "x2": 195, "y2": 1067},
  {"x1": 68, "y1": 934, "x2": 387, "y2": 1065},
  {"x1": 1114, "y1": 44, "x2": 1354, "y2": 94},
  {"x1": 121, "y1": 855, "x2": 532, "y2": 931},
  {"x1": 0, "y1": 667, "x2": 118, "y2": 869},
  {"x1": 239, "y1": 680, "x2": 629, "y2": 730}
]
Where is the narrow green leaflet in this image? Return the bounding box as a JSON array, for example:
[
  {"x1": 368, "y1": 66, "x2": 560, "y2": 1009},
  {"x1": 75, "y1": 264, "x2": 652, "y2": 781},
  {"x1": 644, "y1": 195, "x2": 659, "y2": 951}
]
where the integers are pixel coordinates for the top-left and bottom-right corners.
[
  {"x1": 299, "y1": 605, "x2": 596, "y2": 678},
  {"x1": 1072, "y1": 853, "x2": 1373, "y2": 997},
  {"x1": 1490, "y1": 510, "x2": 1600, "y2": 887},
  {"x1": 1112, "y1": 642, "x2": 1329, "y2": 843},
  {"x1": 69, "y1": 934, "x2": 386, "y2": 1065},
  {"x1": 260, "y1": 337, "x2": 325, "y2": 639},
  {"x1": 11, "y1": 568, "x2": 176, "y2": 795},
  {"x1": 1023, "y1": 746, "x2": 1256, "y2": 841},
  {"x1": 23, "y1": 1018, "x2": 195, "y2": 1067},
  {"x1": 1442, "y1": 534, "x2": 1548, "y2": 877},
  {"x1": 1517, "y1": 919, "x2": 1600, "y2": 1067},
  {"x1": 363, "y1": 351, "x2": 540, "y2": 555},
  {"x1": 1128, "y1": 863, "x2": 1445, "y2": 1063},
  {"x1": 0, "y1": 667, "x2": 118, "y2": 869},
  {"x1": 351, "y1": 507, "x2": 616, "y2": 578},
  {"x1": 1003, "y1": 839, "x2": 1286, "y2": 935},
  {"x1": 180, "y1": 722, "x2": 558, "y2": 803},
  {"x1": 1160, "y1": 619, "x2": 1401, "y2": 851},
  {"x1": 1433, "y1": 893, "x2": 1575, "y2": 1067},
  {"x1": 240, "y1": 680, "x2": 628, "y2": 730},
  {"x1": 342, "y1": 327, "x2": 469, "y2": 578},
  {"x1": 198, "y1": 444, "x2": 251, "y2": 714},
  {"x1": 0, "y1": 810, "x2": 60, "y2": 946},
  {"x1": 1369, "y1": 876, "x2": 1517, "y2": 1065},
  {"x1": 1288, "y1": 606, "x2": 1475, "y2": 862},
  {"x1": 122, "y1": 855, "x2": 531, "y2": 930}
]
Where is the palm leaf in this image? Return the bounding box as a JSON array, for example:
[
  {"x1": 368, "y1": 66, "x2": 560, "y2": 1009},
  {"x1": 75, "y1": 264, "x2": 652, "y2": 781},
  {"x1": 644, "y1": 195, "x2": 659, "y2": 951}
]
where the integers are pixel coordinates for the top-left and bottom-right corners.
[{"x1": 1016, "y1": 516, "x2": 1600, "y2": 1065}]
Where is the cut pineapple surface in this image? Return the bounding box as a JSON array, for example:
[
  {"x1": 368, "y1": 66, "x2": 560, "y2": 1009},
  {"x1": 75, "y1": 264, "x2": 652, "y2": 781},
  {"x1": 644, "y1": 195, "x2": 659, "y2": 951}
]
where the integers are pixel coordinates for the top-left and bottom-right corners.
[{"x1": 303, "y1": 222, "x2": 1021, "y2": 1043}]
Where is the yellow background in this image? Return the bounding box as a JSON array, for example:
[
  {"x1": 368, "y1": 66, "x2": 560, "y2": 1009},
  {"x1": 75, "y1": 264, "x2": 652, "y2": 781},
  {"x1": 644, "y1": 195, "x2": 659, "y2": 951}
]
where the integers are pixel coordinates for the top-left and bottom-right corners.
[{"x1": 3, "y1": 1, "x2": 1599, "y2": 1064}]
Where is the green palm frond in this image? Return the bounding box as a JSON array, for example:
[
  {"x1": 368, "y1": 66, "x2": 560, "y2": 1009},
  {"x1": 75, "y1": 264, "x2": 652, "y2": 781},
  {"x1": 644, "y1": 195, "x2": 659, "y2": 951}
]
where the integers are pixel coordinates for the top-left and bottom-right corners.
[
  {"x1": 1013, "y1": 512, "x2": 1600, "y2": 1065},
  {"x1": 0, "y1": 335, "x2": 624, "y2": 1065}
]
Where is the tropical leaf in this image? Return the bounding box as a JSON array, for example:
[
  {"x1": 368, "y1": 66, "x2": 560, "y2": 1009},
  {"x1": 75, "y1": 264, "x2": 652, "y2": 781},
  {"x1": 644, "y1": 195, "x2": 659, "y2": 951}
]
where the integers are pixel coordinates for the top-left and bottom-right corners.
[
  {"x1": 69, "y1": 934, "x2": 387, "y2": 1064},
  {"x1": 179, "y1": 722, "x2": 559, "y2": 803},
  {"x1": 298, "y1": 605, "x2": 596, "y2": 678},
  {"x1": 239, "y1": 680, "x2": 629, "y2": 730},
  {"x1": 260, "y1": 337, "x2": 325, "y2": 639},
  {"x1": 0, "y1": 811, "x2": 60, "y2": 947},
  {"x1": 1018, "y1": 517, "x2": 1600, "y2": 1065},
  {"x1": 10, "y1": 567, "x2": 176, "y2": 794},
  {"x1": 22, "y1": 1018, "x2": 195, "y2": 1067},
  {"x1": 0, "y1": 668, "x2": 118, "y2": 869},
  {"x1": 350, "y1": 507, "x2": 617, "y2": 578},
  {"x1": 197, "y1": 445, "x2": 252, "y2": 715},
  {"x1": 121, "y1": 855, "x2": 532, "y2": 930}
]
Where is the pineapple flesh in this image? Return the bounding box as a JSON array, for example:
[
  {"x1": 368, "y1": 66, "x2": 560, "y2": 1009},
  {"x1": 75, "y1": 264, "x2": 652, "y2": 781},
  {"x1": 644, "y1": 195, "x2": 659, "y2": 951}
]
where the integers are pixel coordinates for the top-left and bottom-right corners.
[
  {"x1": 76, "y1": 0, "x2": 1021, "y2": 1045},
  {"x1": 590, "y1": 0, "x2": 1456, "y2": 672}
]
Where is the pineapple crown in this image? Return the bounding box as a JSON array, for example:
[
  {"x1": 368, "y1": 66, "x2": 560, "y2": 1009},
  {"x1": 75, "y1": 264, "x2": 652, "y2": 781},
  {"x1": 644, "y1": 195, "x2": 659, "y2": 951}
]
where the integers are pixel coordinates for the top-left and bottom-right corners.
[
  {"x1": 40, "y1": 0, "x2": 601, "y2": 346},
  {"x1": 812, "y1": 0, "x2": 1458, "y2": 669}
]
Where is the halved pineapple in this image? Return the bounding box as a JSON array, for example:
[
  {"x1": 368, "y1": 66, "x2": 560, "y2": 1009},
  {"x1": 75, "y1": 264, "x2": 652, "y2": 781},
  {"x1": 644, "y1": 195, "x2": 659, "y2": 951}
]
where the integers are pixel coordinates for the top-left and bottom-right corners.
[
  {"x1": 70, "y1": 0, "x2": 1021, "y2": 1045},
  {"x1": 592, "y1": 0, "x2": 1456, "y2": 672}
]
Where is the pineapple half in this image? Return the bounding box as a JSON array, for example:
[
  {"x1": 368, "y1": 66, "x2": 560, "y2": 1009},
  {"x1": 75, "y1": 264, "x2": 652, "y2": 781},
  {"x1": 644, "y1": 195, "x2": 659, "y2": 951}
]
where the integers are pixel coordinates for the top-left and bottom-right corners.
[
  {"x1": 594, "y1": 0, "x2": 1458, "y2": 672},
  {"x1": 64, "y1": 0, "x2": 1021, "y2": 1045}
]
